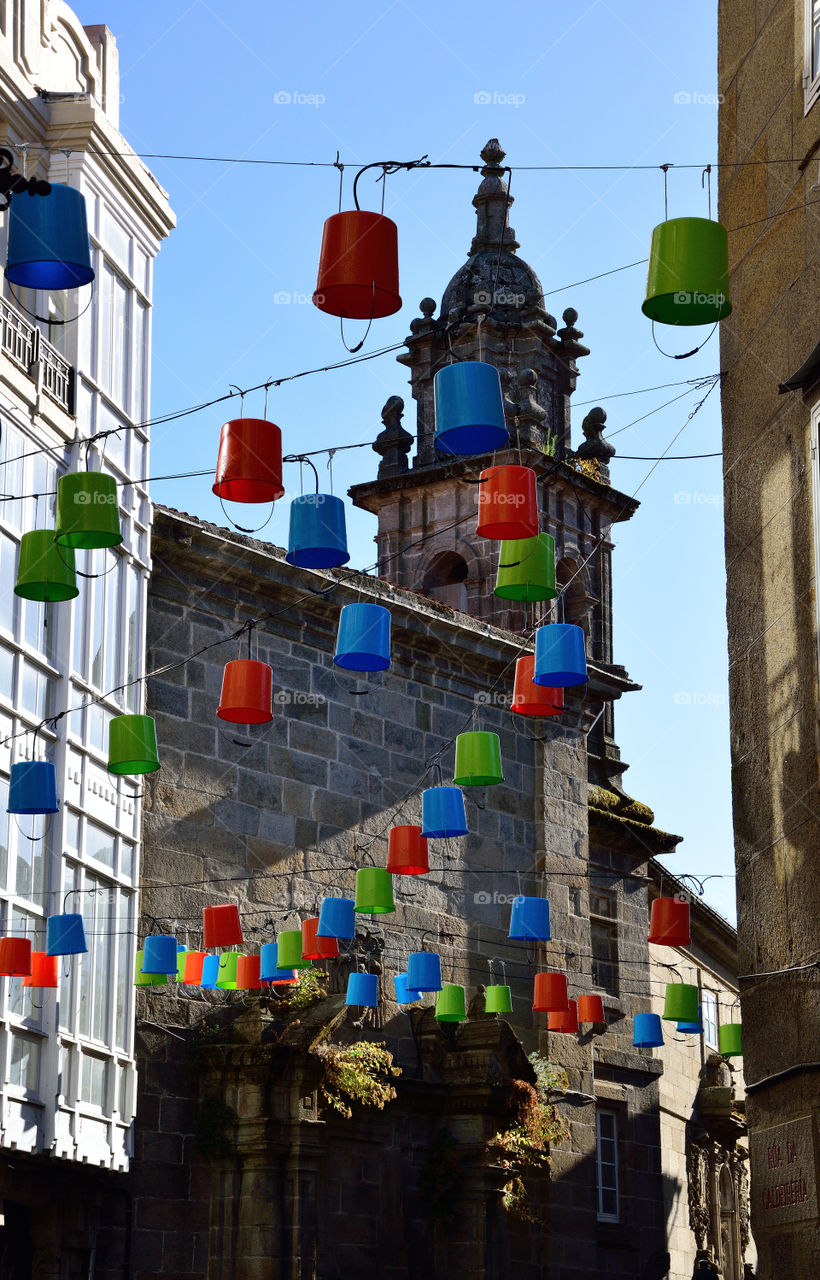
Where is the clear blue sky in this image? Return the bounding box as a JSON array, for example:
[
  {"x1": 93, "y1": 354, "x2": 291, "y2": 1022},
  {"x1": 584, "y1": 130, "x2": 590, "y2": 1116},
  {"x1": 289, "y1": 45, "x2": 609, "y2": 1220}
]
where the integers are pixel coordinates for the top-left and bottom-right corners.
[{"x1": 74, "y1": 0, "x2": 735, "y2": 920}]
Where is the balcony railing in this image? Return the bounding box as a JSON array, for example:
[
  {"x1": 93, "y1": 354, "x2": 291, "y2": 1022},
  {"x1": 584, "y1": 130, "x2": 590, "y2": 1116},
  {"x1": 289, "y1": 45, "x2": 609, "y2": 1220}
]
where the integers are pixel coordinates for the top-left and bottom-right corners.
[{"x1": 0, "y1": 295, "x2": 75, "y2": 416}]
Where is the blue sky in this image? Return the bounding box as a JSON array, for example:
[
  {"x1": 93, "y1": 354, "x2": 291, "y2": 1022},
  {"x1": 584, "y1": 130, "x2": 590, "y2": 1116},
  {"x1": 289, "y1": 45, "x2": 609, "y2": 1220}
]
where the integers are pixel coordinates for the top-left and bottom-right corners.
[{"x1": 73, "y1": 0, "x2": 735, "y2": 919}]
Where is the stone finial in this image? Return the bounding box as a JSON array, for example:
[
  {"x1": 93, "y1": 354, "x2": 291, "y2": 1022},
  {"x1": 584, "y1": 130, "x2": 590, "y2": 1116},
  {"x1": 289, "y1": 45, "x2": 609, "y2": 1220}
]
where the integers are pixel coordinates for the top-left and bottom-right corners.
[
  {"x1": 577, "y1": 407, "x2": 615, "y2": 462},
  {"x1": 471, "y1": 138, "x2": 519, "y2": 255},
  {"x1": 373, "y1": 395, "x2": 413, "y2": 479},
  {"x1": 556, "y1": 307, "x2": 590, "y2": 358},
  {"x1": 409, "y1": 296, "x2": 437, "y2": 336}
]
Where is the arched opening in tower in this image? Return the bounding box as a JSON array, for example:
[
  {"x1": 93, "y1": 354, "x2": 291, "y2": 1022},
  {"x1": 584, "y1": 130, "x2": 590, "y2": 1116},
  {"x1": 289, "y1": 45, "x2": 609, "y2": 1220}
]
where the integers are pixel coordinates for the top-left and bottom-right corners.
[{"x1": 421, "y1": 551, "x2": 469, "y2": 612}]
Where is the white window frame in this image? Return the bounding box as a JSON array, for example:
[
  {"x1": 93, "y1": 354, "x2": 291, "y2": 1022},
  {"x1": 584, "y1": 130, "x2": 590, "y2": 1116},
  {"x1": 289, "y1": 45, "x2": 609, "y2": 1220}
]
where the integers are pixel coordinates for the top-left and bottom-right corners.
[
  {"x1": 596, "y1": 1108, "x2": 620, "y2": 1222},
  {"x1": 703, "y1": 990, "x2": 719, "y2": 1050},
  {"x1": 804, "y1": 0, "x2": 820, "y2": 113}
]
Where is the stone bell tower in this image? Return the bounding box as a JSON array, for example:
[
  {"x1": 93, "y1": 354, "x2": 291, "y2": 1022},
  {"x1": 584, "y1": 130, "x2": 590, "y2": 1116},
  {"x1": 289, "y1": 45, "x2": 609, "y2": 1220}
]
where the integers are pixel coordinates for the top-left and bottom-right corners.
[{"x1": 349, "y1": 139, "x2": 639, "y2": 791}]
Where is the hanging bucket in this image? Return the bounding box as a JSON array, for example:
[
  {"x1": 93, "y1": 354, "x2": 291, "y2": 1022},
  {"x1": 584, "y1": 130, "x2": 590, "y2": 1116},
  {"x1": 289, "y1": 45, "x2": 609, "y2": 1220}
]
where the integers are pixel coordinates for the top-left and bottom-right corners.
[
  {"x1": 719, "y1": 1022, "x2": 742, "y2": 1057},
  {"x1": 0, "y1": 937, "x2": 32, "y2": 976},
  {"x1": 135, "y1": 949, "x2": 168, "y2": 986},
  {"x1": 435, "y1": 984, "x2": 466, "y2": 1022},
  {"x1": 642, "y1": 217, "x2": 731, "y2": 327},
  {"x1": 633, "y1": 1012, "x2": 664, "y2": 1048},
  {"x1": 46, "y1": 912, "x2": 87, "y2": 956},
  {"x1": 407, "y1": 951, "x2": 442, "y2": 992},
  {"x1": 203, "y1": 904, "x2": 243, "y2": 948},
  {"x1": 277, "y1": 929, "x2": 313, "y2": 970},
  {"x1": 55, "y1": 472, "x2": 122, "y2": 549},
  {"x1": 314, "y1": 210, "x2": 401, "y2": 319},
  {"x1": 393, "y1": 973, "x2": 423, "y2": 1004},
  {"x1": 6, "y1": 184, "x2": 95, "y2": 290},
  {"x1": 662, "y1": 983, "x2": 699, "y2": 1023},
  {"x1": 495, "y1": 533, "x2": 556, "y2": 603},
  {"x1": 648, "y1": 897, "x2": 691, "y2": 946},
  {"x1": 453, "y1": 732, "x2": 503, "y2": 786},
  {"x1": 15, "y1": 530, "x2": 78, "y2": 602},
  {"x1": 286, "y1": 493, "x2": 350, "y2": 569},
  {"x1": 508, "y1": 896, "x2": 551, "y2": 942},
  {"x1": 212, "y1": 418, "x2": 284, "y2": 504},
  {"x1": 577, "y1": 994, "x2": 605, "y2": 1023},
  {"x1": 511, "y1": 655, "x2": 563, "y2": 718},
  {"x1": 677, "y1": 1007, "x2": 703, "y2": 1035},
  {"x1": 386, "y1": 825, "x2": 429, "y2": 875},
  {"x1": 354, "y1": 867, "x2": 396, "y2": 914},
  {"x1": 433, "y1": 362, "x2": 508, "y2": 457},
  {"x1": 301, "y1": 917, "x2": 340, "y2": 960},
  {"x1": 176, "y1": 947, "x2": 189, "y2": 981},
  {"x1": 484, "y1": 984, "x2": 512, "y2": 1014},
  {"x1": 345, "y1": 971, "x2": 379, "y2": 1006},
  {"x1": 24, "y1": 952, "x2": 59, "y2": 988},
  {"x1": 334, "y1": 603, "x2": 391, "y2": 672},
  {"x1": 182, "y1": 951, "x2": 207, "y2": 984},
  {"x1": 548, "y1": 999, "x2": 579, "y2": 1033},
  {"x1": 476, "y1": 465, "x2": 538, "y2": 541},
  {"x1": 8, "y1": 760, "x2": 58, "y2": 814},
  {"x1": 533, "y1": 623, "x2": 588, "y2": 688},
  {"x1": 533, "y1": 972, "x2": 568, "y2": 1013},
  {"x1": 236, "y1": 954, "x2": 262, "y2": 990},
  {"x1": 201, "y1": 955, "x2": 220, "y2": 988},
  {"x1": 316, "y1": 897, "x2": 356, "y2": 939},
  {"x1": 217, "y1": 660, "x2": 273, "y2": 725},
  {"x1": 142, "y1": 935, "x2": 179, "y2": 975},
  {"x1": 216, "y1": 952, "x2": 240, "y2": 989},
  {"x1": 259, "y1": 942, "x2": 298, "y2": 984},
  {"x1": 421, "y1": 786, "x2": 468, "y2": 838},
  {"x1": 108, "y1": 714, "x2": 160, "y2": 776}
]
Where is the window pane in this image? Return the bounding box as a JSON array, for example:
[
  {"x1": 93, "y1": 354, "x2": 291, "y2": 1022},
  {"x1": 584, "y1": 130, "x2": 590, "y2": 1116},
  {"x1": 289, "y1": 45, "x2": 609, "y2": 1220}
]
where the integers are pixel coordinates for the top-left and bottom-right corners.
[
  {"x1": 0, "y1": 775, "x2": 8, "y2": 888},
  {"x1": 125, "y1": 562, "x2": 140, "y2": 712},
  {"x1": 0, "y1": 643, "x2": 14, "y2": 702},
  {"x1": 703, "y1": 991, "x2": 719, "y2": 1048},
  {"x1": 590, "y1": 919, "x2": 619, "y2": 995},
  {"x1": 596, "y1": 1110, "x2": 619, "y2": 1221},
  {"x1": 0, "y1": 531, "x2": 17, "y2": 635},
  {"x1": 9, "y1": 1034, "x2": 40, "y2": 1091},
  {"x1": 81, "y1": 1053, "x2": 107, "y2": 1108},
  {"x1": 20, "y1": 663, "x2": 52, "y2": 718},
  {"x1": 85, "y1": 820, "x2": 115, "y2": 871}
]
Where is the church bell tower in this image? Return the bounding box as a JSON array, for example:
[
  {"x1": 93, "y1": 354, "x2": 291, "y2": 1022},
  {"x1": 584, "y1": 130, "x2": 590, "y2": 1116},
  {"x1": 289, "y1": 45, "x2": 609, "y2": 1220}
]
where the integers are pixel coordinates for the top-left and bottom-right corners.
[{"x1": 350, "y1": 140, "x2": 639, "y2": 793}]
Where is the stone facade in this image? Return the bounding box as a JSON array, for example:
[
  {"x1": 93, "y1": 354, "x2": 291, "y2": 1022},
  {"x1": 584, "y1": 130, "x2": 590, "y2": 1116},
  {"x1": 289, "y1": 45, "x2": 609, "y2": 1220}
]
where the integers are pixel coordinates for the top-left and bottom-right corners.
[
  {"x1": 100, "y1": 501, "x2": 744, "y2": 1280},
  {"x1": 718, "y1": 4, "x2": 820, "y2": 1277}
]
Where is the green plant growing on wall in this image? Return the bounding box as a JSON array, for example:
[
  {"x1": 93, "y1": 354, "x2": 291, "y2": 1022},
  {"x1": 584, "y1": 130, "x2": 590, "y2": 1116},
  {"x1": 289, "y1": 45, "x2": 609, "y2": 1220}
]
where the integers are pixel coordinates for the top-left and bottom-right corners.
[
  {"x1": 489, "y1": 1054, "x2": 569, "y2": 1222},
  {"x1": 274, "y1": 968, "x2": 327, "y2": 1011},
  {"x1": 314, "y1": 1040, "x2": 401, "y2": 1119}
]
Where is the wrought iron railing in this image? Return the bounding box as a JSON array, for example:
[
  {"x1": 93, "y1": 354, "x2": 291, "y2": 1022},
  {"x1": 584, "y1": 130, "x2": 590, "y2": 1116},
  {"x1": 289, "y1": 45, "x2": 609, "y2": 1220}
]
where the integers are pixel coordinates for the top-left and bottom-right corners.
[{"x1": 0, "y1": 295, "x2": 75, "y2": 415}]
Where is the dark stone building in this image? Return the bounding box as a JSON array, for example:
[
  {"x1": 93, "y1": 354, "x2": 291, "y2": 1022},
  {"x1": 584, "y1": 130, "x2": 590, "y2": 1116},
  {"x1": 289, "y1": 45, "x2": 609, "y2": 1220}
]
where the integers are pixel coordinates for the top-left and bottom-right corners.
[{"x1": 90, "y1": 142, "x2": 751, "y2": 1280}]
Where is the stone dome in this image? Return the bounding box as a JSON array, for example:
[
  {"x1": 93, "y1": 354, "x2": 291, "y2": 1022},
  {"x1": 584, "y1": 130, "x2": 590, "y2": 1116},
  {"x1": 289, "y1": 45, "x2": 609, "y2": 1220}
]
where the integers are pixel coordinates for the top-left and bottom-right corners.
[{"x1": 439, "y1": 139, "x2": 552, "y2": 326}]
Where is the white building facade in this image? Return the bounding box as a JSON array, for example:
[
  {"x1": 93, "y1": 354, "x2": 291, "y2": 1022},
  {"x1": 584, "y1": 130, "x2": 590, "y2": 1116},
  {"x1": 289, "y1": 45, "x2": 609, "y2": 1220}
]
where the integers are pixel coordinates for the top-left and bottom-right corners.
[{"x1": 0, "y1": 0, "x2": 173, "y2": 1191}]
